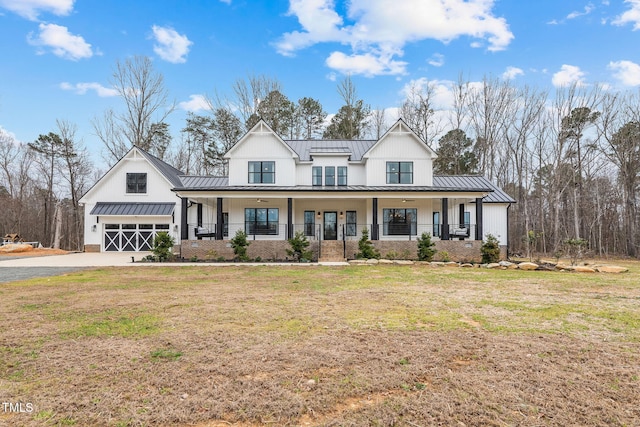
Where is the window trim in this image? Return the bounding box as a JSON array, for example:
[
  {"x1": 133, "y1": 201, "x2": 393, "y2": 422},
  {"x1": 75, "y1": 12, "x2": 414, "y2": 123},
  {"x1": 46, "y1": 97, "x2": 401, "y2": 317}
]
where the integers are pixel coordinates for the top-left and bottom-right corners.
[
  {"x1": 304, "y1": 210, "x2": 316, "y2": 236},
  {"x1": 244, "y1": 207, "x2": 279, "y2": 235},
  {"x1": 325, "y1": 166, "x2": 335, "y2": 186},
  {"x1": 346, "y1": 210, "x2": 357, "y2": 236},
  {"x1": 433, "y1": 211, "x2": 440, "y2": 237},
  {"x1": 312, "y1": 166, "x2": 322, "y2": 186},
  {"x1": 383, "y1": 208, "x2": 417, "y2": 236},
  {"x1": 337, "y1": 166, "x2": 347, "y2": 186},
  {"x1": 386, "y1": 162, "x2": 413, "y2": 184},
  {"x1": 126, "y1": 173, "x2": 147, "y2": 194},
  {"x1": 248, "y1": 161, "x2": 275, "y2": 184}
]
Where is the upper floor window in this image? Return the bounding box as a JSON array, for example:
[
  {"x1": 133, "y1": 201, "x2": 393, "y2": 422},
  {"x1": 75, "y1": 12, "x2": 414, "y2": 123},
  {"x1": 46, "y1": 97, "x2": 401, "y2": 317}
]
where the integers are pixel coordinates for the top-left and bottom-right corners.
[
  {"x1": 126, "y1": 173, "x2": 147, "y2": 193},
  {"x1": 386, "y1": 162, "x2": 413, "y2": 184},
  {"x1": 312, "y1": 166, "x2": 322, "y2": 186},
  {"x1": 325, "y1": 166, "x2": 335, "y2": 186},
  {"x1": 248, "y1": 161, "x2": 275, "y2": 184},
  {"x1": 338, "y1": 166, "x2": 347, "y2": 186}
]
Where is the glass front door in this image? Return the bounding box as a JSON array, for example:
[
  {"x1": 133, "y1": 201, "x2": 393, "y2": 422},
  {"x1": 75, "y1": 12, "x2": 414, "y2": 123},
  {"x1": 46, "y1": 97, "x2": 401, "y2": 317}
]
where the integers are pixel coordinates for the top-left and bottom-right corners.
[{"x1": 324, "y1": 211, "x2": 337, "y2": 240}]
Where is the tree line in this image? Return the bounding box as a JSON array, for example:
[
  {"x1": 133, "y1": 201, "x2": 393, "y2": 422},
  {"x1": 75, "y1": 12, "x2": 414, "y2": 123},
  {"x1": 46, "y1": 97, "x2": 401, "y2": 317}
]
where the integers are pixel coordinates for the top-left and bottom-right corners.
[{"x1": 1, "y1": 55, "x2": 639, "y2": 259}]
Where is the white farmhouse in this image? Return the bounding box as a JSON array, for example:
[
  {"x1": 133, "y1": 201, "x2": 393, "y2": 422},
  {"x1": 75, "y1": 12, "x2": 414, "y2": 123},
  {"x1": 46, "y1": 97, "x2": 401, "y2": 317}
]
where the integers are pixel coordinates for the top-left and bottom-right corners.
[{"x1": 81, "y1": 119, "x2": 515, "y2": 261}]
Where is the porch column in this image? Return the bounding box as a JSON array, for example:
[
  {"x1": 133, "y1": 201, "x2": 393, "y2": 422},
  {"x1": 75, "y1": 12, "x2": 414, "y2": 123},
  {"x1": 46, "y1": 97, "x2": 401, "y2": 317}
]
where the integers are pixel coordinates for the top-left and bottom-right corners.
[
  {"x1": 180, "y1": 198, "x2": 188, "y2": 240},
  {"x1": 372, "y1": 198, "x2": 379, "y2": 240},
  {"x1": 287, "y1": 197, "x2": 293, "y2": 239},
  {"x1": 196, "y1": 203, "x2": 203, "y2": 240},
  {"x1": 475, "y1": 197, "x2": 483, "y2": 241},
  {"x1": 216, "y1": 197, "x2": 224, "y2": 240},
  {"x1": 441, "y1": 198, "x2": 450, "y2": 240}
]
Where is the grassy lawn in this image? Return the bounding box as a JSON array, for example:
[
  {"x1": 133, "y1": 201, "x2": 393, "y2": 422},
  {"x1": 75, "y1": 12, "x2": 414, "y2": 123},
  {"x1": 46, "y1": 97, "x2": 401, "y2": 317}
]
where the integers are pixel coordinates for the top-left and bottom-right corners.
[{"x1": 1, "y1": 263, "x2": 640, "y2": 426}]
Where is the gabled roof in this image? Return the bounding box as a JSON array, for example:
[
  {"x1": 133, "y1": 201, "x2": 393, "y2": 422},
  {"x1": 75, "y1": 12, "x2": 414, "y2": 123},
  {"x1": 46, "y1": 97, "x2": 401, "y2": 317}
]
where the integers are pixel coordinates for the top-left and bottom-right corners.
[
  {"x1": 434, "y1": 176, "x2": 516, "y2": 203},
  {"x1": 136, "y1": 147, "x2": 184, "y2": 188},
  {"x1": 224, "y1": 120, "x2": 299, "y2": 159},
  {"x1": 79, "y1": 146, "x2": 184, "y2": 203},
  {"x1": 284, "y1": 139, "x2": 376, "y2": 162},
  {"x1": 362, "y1": 118, "x2": 437, "y2": 159}
]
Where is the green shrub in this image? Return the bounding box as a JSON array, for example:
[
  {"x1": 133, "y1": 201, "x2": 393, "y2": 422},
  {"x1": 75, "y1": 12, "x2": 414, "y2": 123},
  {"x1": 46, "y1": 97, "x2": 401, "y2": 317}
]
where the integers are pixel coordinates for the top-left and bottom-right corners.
[
  {"x1": 417, "y1": 232, "x2": 437, "y2": 261},
  {"x1": 230, "y1": 230, "x2": 250, "y2": 261},
  {"x1": 564, "y1": 238, "x2": 588, "y2": 266},
  {"x1": 287, "y1": 231, "x2": 313, "y2": 262},
  {"x1": 356, "y1": 228, "x2": 380, "y2": 259},
  {"x1": 152, "y1": 232, "x2": 175, "y2": 262},
  {"x1": 481, "y1": 234, "x2": 501, "y2": 263}
]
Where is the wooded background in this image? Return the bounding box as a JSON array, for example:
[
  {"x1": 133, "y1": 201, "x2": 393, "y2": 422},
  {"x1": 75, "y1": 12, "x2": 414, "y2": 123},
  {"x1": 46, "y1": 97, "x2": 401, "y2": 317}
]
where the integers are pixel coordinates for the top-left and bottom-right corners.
[{"x1": 1, "y1": 56, "x2": 639, "y2": 258}]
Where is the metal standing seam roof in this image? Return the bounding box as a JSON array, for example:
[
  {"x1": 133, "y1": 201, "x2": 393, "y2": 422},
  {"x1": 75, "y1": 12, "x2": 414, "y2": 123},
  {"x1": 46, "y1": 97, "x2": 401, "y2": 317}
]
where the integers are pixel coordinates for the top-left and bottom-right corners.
[
  {"x1": 179, "y1": 176, "x2": 229, "y2": 188},
  {"x1": 433, "y1": 176, "x2": 516, "y2": 203},
  {"x1": 284, "y1": 139, "x2": 377, "y2": 161},
  {"x1": 89, "y1": 202, "x2": 176, "y2": 216},
  {"x1": 136, "y1": 147, "x2": 185, "y2": 188}
]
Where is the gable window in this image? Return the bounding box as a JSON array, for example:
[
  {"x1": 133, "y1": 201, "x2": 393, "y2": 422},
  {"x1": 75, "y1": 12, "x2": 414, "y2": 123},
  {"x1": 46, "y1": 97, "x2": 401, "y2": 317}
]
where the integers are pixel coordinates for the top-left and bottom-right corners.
[
  {"x1": 304, "y1": 210, "x2": 316, "y2": 236},
  {"x1": 346, "y1": 211, "x2": 357, "y2": 236},
  {"x1": 312, "y1": 167, "x2": 322, "y2": 186},
  {"x1": 248, "y1": 161, "x2": 275, "y2": 184},
  {"x1": 126, "y1": 173, "x2": 147, "y2": 193},
  {"x1": 383, "y1": 208, "x2": 417, "y2": 236},
  {"x1": 338, "y1": 166, "x2": 347, "y2": 186},
  {"x1": 245, "y1": 208, "x2": 279, "y2": 235},
  {"x1": 386, "y1": 162, "x2": 413, "y2": 184},
  {"x1": 325, "y1": 166, "x2": 335, "y2": 186}
]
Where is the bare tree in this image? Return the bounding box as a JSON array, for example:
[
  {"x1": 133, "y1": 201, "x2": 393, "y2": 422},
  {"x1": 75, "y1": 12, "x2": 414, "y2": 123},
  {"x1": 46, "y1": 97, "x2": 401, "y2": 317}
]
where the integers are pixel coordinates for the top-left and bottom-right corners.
[
  {"x1": 400, "y1": 80, "x2": 444, "y2": 145},
  {"x1": 232, "y1": 74, "x2": 281, "y2": 127}
]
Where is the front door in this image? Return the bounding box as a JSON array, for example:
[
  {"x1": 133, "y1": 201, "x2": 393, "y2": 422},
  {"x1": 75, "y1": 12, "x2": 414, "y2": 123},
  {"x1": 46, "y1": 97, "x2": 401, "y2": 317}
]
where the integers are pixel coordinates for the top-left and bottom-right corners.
[{"x1": 323, "y1": 211, "x2": 337, "y2": 240}]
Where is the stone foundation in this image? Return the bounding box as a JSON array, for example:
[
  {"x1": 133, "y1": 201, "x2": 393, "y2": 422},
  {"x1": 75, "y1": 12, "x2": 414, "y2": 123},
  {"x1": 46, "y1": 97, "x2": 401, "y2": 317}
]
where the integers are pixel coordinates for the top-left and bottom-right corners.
[{"x1": 180, "y1": 239, "x2": 506, "y2": 263}]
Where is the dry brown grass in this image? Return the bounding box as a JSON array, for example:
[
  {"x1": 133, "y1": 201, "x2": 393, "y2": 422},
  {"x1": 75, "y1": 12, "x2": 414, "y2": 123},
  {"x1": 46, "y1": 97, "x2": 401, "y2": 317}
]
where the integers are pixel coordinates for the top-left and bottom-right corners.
[{"x1": 1, "y1": 264, "x2": 639, "y2": 427}]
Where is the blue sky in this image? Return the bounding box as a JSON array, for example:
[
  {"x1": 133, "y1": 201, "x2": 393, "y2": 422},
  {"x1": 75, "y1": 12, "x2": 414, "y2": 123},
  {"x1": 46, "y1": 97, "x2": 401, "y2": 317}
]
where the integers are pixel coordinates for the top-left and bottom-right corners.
[{"x1": 1, "y1": 0, "x2": 640, "y2": 167}]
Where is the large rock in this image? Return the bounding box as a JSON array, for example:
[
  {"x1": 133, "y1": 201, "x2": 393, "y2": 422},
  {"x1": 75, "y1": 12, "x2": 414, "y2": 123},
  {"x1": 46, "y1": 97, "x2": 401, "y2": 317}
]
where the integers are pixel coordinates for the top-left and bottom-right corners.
[
  {"x1": 394, "y1": 260, "x2": 414, "y2": 265},
  {"x1": 429, "y1": 262, "x2": 445, "y2": 267},
  {"x1": 348, "y1": 259, "x2": 367, "y2": 265},
  {"x1": 378, "y1": 259, "x2": 394, "y2": 264},
  {"x1": 460, "y1": 263, "x2": 474, "y2": 268},
  {"x1": 573, "y1": 266, "x2": 596, "y2": 273},
  {"x1": 499, "y1": 260, "x2": 517, "y2": 269},
  {"x1": 366, "y1": 258, "x2": 379, "y2": 265},
  {"x1": 595, "y1": 265, "x2": 628, "y2": 273},
  {"x1": 518, "y1": 262, "x2": 539, "y2": 270},
  {"x1": 485, "y1": 263, "x2": 502, "y2": 269}
]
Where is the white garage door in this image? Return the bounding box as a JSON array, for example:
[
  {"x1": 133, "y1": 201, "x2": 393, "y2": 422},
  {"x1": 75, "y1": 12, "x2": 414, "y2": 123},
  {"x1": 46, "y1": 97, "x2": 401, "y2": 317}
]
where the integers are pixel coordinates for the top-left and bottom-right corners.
[{"x1": 103, "y1": 224, "x2": 170, "y2": 252}]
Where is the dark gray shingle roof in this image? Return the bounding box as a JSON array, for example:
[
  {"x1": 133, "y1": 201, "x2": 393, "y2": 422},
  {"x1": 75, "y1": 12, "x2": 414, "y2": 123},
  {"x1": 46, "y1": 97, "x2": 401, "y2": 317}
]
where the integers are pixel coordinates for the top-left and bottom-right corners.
[
  {"x1": 90, "y1": 202, "x2": 176, "y2": 216},
  {"x1": 433, "y1": 176, "x2": 515, "y2": 203}
]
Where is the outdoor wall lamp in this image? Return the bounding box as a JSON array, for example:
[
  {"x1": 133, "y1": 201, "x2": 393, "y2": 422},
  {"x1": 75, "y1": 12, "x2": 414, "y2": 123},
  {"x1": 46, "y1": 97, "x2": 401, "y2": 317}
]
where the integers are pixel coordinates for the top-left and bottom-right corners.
[
  {"x1": 174, "y1": 225, "x2": 179, "y2": 232},
  {"x1": 91, "y1": 225, "x2": 97, "y2": 232},
  {"x1": 317, "y1": 211, "x2": 321, "y2": 218},
  {"x1": 339, "y1": 211, "x2": 344, "y2": 219}
]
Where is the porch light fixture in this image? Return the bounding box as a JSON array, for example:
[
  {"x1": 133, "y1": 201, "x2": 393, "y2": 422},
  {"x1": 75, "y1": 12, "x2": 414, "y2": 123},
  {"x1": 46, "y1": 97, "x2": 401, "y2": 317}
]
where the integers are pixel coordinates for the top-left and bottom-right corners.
[
  {"x1": 174, "y1": 225, "x2": 179, "y2": 232},
  {"x1": 91, "y1": 225, "x2": 97, "y2": 232},
  {"x1": 339, "y1": 211, "x2": 344, "y2": 218},
  {"x1": 317, "y1": 211, "x2": 321, "y2": 218}
]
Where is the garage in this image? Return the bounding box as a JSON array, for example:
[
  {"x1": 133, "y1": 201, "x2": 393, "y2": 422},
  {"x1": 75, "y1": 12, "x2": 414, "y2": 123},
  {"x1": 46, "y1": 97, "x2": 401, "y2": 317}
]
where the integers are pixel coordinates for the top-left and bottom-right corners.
[{"x1": 89, "y1": 202, "x2": 176, "y2": 252}]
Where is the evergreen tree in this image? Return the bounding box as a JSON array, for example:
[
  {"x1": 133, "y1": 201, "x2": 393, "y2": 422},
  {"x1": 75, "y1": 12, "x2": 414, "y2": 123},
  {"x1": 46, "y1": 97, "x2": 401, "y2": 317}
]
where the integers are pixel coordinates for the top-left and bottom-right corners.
[{"x1": 433, "y1": 129, "x2": 478, "y2": 175}]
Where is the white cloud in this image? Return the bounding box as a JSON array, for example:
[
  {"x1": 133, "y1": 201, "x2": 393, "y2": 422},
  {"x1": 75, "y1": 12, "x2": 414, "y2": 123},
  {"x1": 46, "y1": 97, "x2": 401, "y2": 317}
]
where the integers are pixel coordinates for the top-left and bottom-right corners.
[
  {"x1": 608, "y1": 60, "x2": 640, "y2": 86},
  {"x1": 552, "y1": 64, "x2": 586, "y2": 87},
  {"x1": 0, "y1": 0, "x2": 74, "y2": 20},
  {"x1": 275, "y1": 0, "x2": 513, "y2": 76},
  {"x1": 428, "y1": 53, "x2": 444, "y2": 67},
  {"x1": 151, "y1": 25, "x2": 192, "y2": 64},
  {"x1": 27, "y1": 23, "x2": 93, "y2": 60},
  {"x1": 178, "y1": 94, "x2": 210, "y2": 112},
  {"x1": 567, "y1": 3, "x2": 595, "y2": 19},
  {"x1": 326, "y1": 50, "x2": 407, "y2": 76},
  {"x1": 502, "y1": 66, "x2": 524, "y2": 80},
  {"x1": 0, "y1": 125, "x2": 19, "y2": 144},
  {"x1": 613, "y1": 0, "x2": 640, "y2": 29},
  {"x1": 60, "y1": 82, "x2": 118, "y2": 97}
]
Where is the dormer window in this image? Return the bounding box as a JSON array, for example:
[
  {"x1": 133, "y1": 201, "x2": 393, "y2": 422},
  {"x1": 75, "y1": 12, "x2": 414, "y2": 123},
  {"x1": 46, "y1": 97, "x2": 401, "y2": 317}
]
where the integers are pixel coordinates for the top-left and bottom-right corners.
[
  {"x1": 248, "y1": 161, "x2": 275, "y2": 184},
  {"x1": 386, "y1": 162, "x2": 413, "y2": 184},
  {"x1": 126, "y1": 173, "x2": 147, "y2": 193}
]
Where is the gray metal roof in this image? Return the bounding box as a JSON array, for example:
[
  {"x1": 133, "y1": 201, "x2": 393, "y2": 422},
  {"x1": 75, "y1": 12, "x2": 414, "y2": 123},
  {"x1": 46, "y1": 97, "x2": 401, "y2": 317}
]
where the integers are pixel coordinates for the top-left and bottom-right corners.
[
  {"x1": 433, "y1": 176, "x2": 516, "y2": 203},
  {"x1": 90, "y1": 202, "x2": 176, "y2": 216},
  {"x1": 137, "y1": 147, "x2": 185, "y2": 188},
  {"x1": 172, "y1": 184, "x2": 492, "y2": 194},
  {"x1": 179, "y1": 176, "x2": 229, "y2": 188},
  {"x1": 284, "y1": 139, "x2": 377, "y2": 161}
]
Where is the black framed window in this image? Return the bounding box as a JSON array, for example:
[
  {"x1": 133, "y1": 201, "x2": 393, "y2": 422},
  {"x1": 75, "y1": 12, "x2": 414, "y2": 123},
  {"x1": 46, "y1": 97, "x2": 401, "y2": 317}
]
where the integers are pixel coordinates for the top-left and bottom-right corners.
[
  {"x1": 325, "y1": 166, "x2": 335, "y2": 186},
  {"x1": 386, "y1": 162, "x2": 413, "y2": 184},
  {"x1": 312, "y1": 166, "x2": 322, "y2": 186},
  {"x1": 346, "y1": 211, "x2": 357, "y2": 236},
  {"x1": 126, "y1": 173, "x2": 147, "y2": 193},
  {"x1": 223, "y1": 212, "x2": 229, "y2": 237},
  {"x1": 245, "y1": 208, "x2": 279, "y2": 235},
  {"x1": 248, "y1": 161, "x2": 275, "y2": 184},
  {"x1": 383, "y1": 208, "x2": 417, "y2": 235},
  {"x1": 338, "y1": 166, "x2": 347, "y2": 186},
  {"x1": 433, "y1": 212, "x2": 440, "y2": 237},
  {"x1": 304, "y1": 210, "x2": 315, "y2": 236}
]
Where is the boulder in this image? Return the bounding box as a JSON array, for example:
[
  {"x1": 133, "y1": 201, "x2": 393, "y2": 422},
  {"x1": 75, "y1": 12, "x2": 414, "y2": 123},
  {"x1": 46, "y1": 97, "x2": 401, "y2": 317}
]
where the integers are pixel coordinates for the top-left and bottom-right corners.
[
  {"x1": 485, "y1": 263, "x2": 501, "y2": 269},
  {"x1": 394, "y1": 260, "x2": 414, "y2": 265},
  {"x1": 348, "y1": 259, "x2": 367, "y2": 265},
  {"x1": 460, "y1": 263, "x2": 474, "y2": 268},
  {"x1": 366, "y1": 258, "x2": 379, "y2": 265},
  {"x1": 429, "y1": 262, "x2": 445, "y2": 267},
  {"x1": 573, "y1": 266, "x2": 596, "y2": 273},
  {"x1": 499, "y1": 260, "x2": 517, "y2": 269},
  {"x1": 378, "y1": 259, "x2": 394, "y2": 264},
  {"x1": 595, "y1": 265, "x2": 629, "y2": 274},
  {"x1": 518, "y1": 262, "x2": 539, "y2": 270}
]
